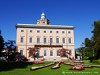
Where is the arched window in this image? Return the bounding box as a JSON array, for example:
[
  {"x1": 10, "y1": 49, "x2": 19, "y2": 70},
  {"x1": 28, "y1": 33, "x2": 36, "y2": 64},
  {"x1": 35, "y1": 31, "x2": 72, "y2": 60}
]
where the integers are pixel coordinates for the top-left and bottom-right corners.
[
  {"x1": 44, "y1": 50, "x2": 46, "y2": 56},
  {"x1": 29, "y1": 37, "x2": 32, "y2": 43},
  {"x1": 57, "y1": 50, "x2": 59, "y2": 56},
  {"x1": 50, "y1": 50, "x2": 53, "y2": 56},
  {"x1": 20, "y1": 50, "x2": 23, "y2": 55},
  {"x1": 37, "y1": 37, "x2": 40, "y2": 43},
  {"x1": 68, "y1": 38, "x2": 71, "y2": 43},
  {"x1": 50, "y1": 37, "x2": 53, "y2": 44},
  {"x1": 37, "y1": 50, "x2": 40, "y2": 56},
  {"x1": 62, "y1": 38, "x2": 65, "y2": 43},
  {"x1": 44, "y1": 37, "x2": 46, "y2": 43},
  {"x1": 56, "y1": 37, "x2": 59, "y2": 43},
  {"x1": 69, "y1": 50, "x2": 72, "y2": 55},
  {"x1": 20, "y1": 37, "x2": 24, "y2": 43}
]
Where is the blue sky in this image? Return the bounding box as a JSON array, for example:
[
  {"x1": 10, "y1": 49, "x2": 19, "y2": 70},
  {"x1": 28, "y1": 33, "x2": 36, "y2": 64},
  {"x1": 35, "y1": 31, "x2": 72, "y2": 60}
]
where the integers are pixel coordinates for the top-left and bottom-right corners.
[{"x1": 0, "y1": 0, "x2": 100, "y2": 48}]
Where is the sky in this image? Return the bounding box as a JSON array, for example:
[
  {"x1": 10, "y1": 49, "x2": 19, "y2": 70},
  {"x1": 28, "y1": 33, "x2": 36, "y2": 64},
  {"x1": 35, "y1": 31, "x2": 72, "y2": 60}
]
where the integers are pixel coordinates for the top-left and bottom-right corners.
[{"x1": 0, "y1": 0, "x2": 100, "y2": 48}]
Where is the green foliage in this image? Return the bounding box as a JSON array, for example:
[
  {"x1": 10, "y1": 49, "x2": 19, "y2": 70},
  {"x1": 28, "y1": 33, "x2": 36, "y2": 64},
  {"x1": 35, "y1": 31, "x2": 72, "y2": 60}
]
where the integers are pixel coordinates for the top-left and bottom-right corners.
[
  {"x1": 0, "y1": 34, "x2": 4, "y2": 53},
  {"x1": 0, "y1": 31, "x2": 4, "y2": 57},
  {"x1": 4, "y1": 40, "x2": 16, "y2": 61},
  {"x1": 77, "y1": 47, "x2": 95, "y2": 60},
  {"x1": 85, "y1": 38, "x2": 92, "y2": 47},
  {"x1": 15, "y1": 52, "x2": 28, "y2": 62},
  {"x1": 93, "y1": 21, "x2": 100, "y2": 59},
  {"x1": 78, "y1": 20, "x2": 100, "y2": 60},
  {"x1": 92, "y1": 59, "x2": 100, "y2": 64}
]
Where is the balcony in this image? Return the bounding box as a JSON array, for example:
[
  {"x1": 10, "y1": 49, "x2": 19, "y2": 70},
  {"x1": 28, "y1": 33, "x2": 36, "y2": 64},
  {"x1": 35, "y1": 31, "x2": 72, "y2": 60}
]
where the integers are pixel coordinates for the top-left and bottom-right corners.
[
  {"x1": 34, "y1": 42, "x2": 63, "y2": 47},
  {"x1": 16, "y1": 42, "x2": 74, "y2": 47}
]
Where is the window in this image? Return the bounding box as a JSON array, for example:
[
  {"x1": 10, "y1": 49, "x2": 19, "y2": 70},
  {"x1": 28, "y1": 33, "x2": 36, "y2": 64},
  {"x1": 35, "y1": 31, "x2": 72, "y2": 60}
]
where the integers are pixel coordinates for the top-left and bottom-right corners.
[
  {"x1": 50, "y1": 38, "x2": 53, "y2": 44},
  {"x1": 37, "y1": 37, "x2": 40, "y2": 43},
  {"x1": 30, "y1": 30, "x2": 32, "y2": 32},
  {"x1": 62, "y1": 38, "x2": 65, "y2": 43},
  {"x1": 44, "y1": 37, "x2": 46, "y2": 43},
  {"x1": 37, "y1": 30, "x2": 40, "y2": 33},
  {"x1": 62, "y1": 31, "x2": 65, "y2": 33},
  {"x1": 68, "y1": 38, "x2": 71, "y2": 43},
  {"x1": 68, "y1": 31, "x2": 71, "y2": 34},
  {"x1": 21, "y1": 30, "x2": 24, "y2": 32},
  {"x1": 20, "y1": 50, "x2": 23, "y2": 55},
  {"x1": 56, "y1": 31, "x2": 59, "y2": 33},
  {"x1": 69, "y1": 50, "x2": 72, "y2": 55},
  {"x1": 50, "y1": 50, "x2": 53, "y2": 56},
  {"x1": 29, "y1": 37, "x2": 32, "y2": 43},
  {"x1": 50, "y1": 31, "x2": 52, "y2": 33},
  {"x1": 44, "y1": 30, "x2": 46, "y2": 33},
  {"x1": 37, "y1": 50, "x2": 40, "y2": 56},
  {"x1": 44, "y1": 50, "x2": 46, "y2": 56},
  {"x1": 43, "y1": 22, "x2": 45, "y2": 23},
  {"x1": 56, "y1": 37, "x2": 59, "y2": 43},
  {"x1": 20, "y1": 37, "x2": 24, "y2": 43},
  {"x1": 57, "y1": 50, "x2": 59, "y2": 56}
]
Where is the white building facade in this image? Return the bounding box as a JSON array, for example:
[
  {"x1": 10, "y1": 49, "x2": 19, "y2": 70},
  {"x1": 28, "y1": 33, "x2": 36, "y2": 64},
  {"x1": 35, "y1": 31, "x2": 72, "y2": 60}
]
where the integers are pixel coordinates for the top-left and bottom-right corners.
[{"x1": 16, "y1": 12, "x2": 75, "y2": 61}]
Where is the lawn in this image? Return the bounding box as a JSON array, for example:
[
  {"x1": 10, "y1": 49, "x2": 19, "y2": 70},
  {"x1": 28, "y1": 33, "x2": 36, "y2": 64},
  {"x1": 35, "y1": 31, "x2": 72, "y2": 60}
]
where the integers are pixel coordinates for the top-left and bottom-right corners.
[{"x1": 0, "y1": 61, "x2": 100, "y2": 75}]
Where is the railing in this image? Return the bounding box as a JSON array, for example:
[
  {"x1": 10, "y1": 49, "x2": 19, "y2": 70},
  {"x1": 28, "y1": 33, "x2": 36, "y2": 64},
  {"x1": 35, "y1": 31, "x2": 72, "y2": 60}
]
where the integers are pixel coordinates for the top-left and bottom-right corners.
[
  {"x1": 16, "y1": 42, "x2": 74, "y2": 46},
  {"x1": 35, "y1": 42, "x2": 63, "y2": 46}
]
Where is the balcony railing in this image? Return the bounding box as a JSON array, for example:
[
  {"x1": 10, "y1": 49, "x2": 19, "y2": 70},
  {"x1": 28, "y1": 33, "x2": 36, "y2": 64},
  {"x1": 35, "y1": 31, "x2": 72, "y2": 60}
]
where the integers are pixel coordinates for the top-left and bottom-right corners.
[
  {"x1": 16, "y1": 42, "x2": 74, "y2": 46},
  {"x1": 35, "y1": 42, "x2": 64, "y2": 46}
]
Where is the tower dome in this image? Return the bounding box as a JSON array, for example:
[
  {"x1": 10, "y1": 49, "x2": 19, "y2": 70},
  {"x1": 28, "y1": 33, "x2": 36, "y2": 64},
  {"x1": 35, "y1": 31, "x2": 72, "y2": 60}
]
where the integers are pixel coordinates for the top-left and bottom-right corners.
[
  {"x1": 41, "y1": 12, "x2": 46, "y2": 19},
  {"x1": 37, "y1": 12, "x2": 50, "y2": 25}
]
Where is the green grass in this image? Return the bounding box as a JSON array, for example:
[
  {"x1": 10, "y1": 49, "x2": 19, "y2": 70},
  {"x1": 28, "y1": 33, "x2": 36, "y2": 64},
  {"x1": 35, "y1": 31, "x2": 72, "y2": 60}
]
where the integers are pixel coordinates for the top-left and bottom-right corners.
[
  {"x1": 0, "y1": 61, "x2": 100, "y2": 75},
  {"x1": 83, "y1": 60, "x2": 100, "y2": 65}
]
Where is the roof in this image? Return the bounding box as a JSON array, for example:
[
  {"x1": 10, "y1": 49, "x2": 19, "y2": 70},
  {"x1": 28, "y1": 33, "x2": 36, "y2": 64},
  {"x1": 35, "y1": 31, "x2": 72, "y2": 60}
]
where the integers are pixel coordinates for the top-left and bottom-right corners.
[{"x1": 16, "y1": 24, "x2": 74, "y2": 29}]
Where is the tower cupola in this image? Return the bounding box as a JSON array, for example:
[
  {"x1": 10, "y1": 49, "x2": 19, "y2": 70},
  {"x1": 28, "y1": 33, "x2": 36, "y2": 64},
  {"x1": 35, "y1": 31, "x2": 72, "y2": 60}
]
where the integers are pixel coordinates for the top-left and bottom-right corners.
[
  {"x1": 41, "y1": 12, "x2": 46, "y2": 19},
  {"x1": 37, "y1": 12, "x2": 50, "y2": 25}
]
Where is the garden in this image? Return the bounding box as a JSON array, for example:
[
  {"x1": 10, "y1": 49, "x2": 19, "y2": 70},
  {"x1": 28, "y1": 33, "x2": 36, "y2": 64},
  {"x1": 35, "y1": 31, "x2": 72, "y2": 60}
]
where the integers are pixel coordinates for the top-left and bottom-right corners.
[{"x1": 0, "y1": 60, "x2": 100, "y2": 75}]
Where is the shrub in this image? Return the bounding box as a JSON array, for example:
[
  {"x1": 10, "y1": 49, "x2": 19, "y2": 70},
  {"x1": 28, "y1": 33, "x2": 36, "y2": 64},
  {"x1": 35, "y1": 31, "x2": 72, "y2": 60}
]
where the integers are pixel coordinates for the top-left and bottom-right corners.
[
  {"x1": 92, "y1": 59, "x2": 100, "y2": 64},
  {"x1": 15, "y1": 52, "x2": 28, "y2": 62},
  {"x1": 88, "y1": 56, "x2": 95, "y2": 62}
]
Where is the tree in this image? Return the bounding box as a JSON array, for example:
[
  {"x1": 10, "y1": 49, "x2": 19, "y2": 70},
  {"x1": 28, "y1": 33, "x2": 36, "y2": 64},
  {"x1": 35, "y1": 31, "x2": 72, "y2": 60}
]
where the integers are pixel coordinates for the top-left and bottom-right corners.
[
  {"x1": 4, "y1": 40, "x2": 16, "y2": 61},
  {"x1": 27, "y1": 47, "x2": 39, "y2": 60},
  {"x1": 4, "y1": 40, "x2": 28, "y2": 62},
  {"x1": 77, "y1": 38, "x2": 96, "y2": 60},
  {"x1": 0, "y1": 30, "x2": 4, "y2": 57},
  {"x1": 78, "y1": 20, "x2": 100, "y2": 60},
  {"x1": 92, "y1": 20, "x2": 100, "y2": 59},
  {"x1": 85, "y1": 38, "x2": 92, "y2": 47},
  {"x1": 58, "y1": 48, "x2": 69, "y2": 57},
  {"x1": 15, "y1": 52, "x2": 28, "y2": 62}
]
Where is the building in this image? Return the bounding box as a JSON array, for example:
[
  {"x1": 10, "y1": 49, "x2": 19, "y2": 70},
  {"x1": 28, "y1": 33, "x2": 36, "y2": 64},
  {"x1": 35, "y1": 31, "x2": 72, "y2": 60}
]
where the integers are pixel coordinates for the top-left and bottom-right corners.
[{"x1": 16, "y1": 12, "x2": 75, "y2": 61}]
